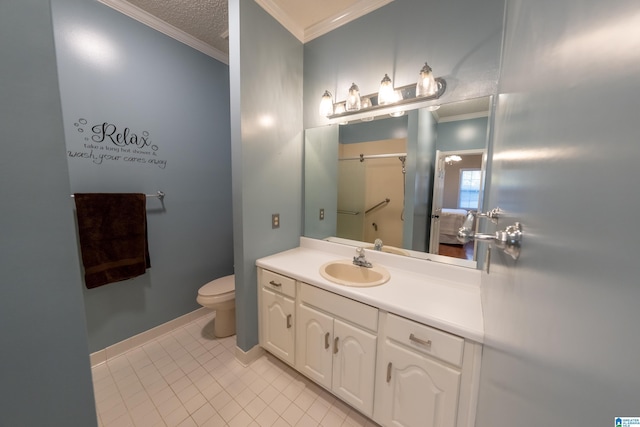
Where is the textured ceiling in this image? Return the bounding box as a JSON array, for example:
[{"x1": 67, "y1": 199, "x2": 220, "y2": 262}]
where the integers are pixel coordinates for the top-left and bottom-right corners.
[{"x1": 126, "y1": 0, "x2": 230, "y2": 54}]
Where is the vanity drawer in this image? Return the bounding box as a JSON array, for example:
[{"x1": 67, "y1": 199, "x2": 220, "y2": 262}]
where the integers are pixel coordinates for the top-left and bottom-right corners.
[
  {"x1": 260, "y1": 269, "x2": 296, "y2": 298},
  {"x1": 385, "y1": 313, "x2": 464, "y2": 367},
  {"x1": 299, "y1": 282, "x2": 378, "y2": 332}
]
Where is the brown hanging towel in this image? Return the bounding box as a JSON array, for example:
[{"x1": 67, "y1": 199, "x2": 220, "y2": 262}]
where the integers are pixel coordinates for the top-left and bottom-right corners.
[{"x1": 74, "y1": 193, "x2": 151, "y2": 288}]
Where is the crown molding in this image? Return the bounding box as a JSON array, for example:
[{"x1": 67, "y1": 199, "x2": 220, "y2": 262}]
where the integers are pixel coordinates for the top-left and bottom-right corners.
[
  {"x1": 97, "y1": 0, "x2": 229, "y2": 64},
  {"x1": 255, "y1": 0, "x2": 394, "y2": 43},
  {"x1": 253, "y1": 0, "x2": 305, "y2": 42},
  {"x1": 304, "y1": 0, "x2": 394, "y2": 42}
]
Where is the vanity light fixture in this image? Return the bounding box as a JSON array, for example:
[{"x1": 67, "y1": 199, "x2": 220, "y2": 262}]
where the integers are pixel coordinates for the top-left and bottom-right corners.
[
  {"x1": 377, "y1": 73, "x2": 395, "y2": 105},
  {"x1": 345, "y1": 83, "x2": 362, "y2": 111},
  {"x1": 320, "y1": 62, "x2": 446, "y2": 123},
  {"x1": 319, "y1": 90, "x2": 334, "y2": 117},
  {"x1": 416, "y1": 62, "x2": 437, "y2": 97}
]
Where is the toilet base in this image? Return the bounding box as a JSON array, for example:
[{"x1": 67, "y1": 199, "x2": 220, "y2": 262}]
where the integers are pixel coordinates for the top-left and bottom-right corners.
[{"x1": 214, "y1": 307, "x2": 236, "y2": 338}]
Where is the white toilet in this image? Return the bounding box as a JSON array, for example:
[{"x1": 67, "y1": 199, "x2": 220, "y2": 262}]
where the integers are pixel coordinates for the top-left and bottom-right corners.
[{"x1": 197, "y1": 274, "x2": 236, "y2": 338}]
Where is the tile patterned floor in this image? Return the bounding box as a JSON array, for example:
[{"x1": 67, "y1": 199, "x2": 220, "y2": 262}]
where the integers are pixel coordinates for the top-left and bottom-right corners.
[{"x1": 92, "y1": 312, "x2": 381, "y2": 427}]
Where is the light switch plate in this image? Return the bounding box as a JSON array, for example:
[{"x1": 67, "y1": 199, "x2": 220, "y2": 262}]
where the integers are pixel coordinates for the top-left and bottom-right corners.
[
  {"x1": 272, "y1": 213, "x2": 280, "y2": 229},
  {"x1": 319, "y1": 208, "x2": 325, "y2": 220}
]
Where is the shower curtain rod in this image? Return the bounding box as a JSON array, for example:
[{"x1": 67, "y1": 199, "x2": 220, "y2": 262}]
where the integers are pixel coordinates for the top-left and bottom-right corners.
[
  {"x1": 70, "y1": 191, "x2": 165, "y2": 200},
  {"x1": 339, "y1": 152, "x2": 407, "y2": 162}
]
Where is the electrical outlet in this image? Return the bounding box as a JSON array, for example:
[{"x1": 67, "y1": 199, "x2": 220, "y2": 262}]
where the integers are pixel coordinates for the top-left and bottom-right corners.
[
  {"x1": 319, "y1": 208, "x2": 325, "y2": 220},
  {"x1": 272, "y1": 213, "x2": 280, "y2": 229}
]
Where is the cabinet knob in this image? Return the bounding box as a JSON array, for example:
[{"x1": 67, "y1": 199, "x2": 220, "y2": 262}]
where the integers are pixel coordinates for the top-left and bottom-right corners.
[
  {"x1": 269, "y1": 280, "x2": 282, "y2": 287},
  {"x1": 324, "y1": 332, "x2": 330, "y2": 349},
  {"x1": 386, "y1": 362, "x2": 392, "y2": 383},
  {"x1": 333, "y1": 337, "x2": 339, "y2": 354},
  {"x1": 286, "y1": 314, "x2": 292, "y2": 329}
]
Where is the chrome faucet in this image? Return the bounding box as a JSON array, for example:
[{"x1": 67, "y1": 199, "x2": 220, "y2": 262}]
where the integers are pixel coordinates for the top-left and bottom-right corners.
[
  {"x1": 353, "y1": 247, "x2": 373, "y2": 268},
  {"x1": 373, "y1": 238, "x2": 383, "y2": 251}
]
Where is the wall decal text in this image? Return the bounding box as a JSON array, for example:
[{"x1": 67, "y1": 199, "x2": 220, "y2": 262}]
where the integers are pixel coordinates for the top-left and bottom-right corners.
[{"x1": 67, "y1": 118, "x2": 168, "y2": 169}]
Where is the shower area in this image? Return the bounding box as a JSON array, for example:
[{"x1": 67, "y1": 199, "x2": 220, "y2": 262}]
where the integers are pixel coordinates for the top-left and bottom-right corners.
[{"x1": 336, "y1": 138, "x2": 407, "y2": 247}]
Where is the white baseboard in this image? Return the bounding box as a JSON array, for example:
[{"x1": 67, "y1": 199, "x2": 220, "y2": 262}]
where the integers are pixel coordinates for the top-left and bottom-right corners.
[
  {"x1": 90, "y1": 307, "x2": 212, "y2": 367},
  {"x1": 235, "y1": 344, "x2": 264, "y2": 367}
]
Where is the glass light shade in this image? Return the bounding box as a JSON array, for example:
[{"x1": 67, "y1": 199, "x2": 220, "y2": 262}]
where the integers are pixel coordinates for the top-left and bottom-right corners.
[
  {"x1": 378, "y1": 74, "x2": 395, "y2": 105},
  {"x1": 334, "y1": 102, "x2": 346, "y2": 115},
  {"x1": 416, "y1": 62, "x2": 437, "y2": 97},
  {"x1": 360, "y1": 98, "x2": 374, "y2": 121},
  {"x1": 388, "y1": 91, "x2": 404, "y2": 116},
  {"x1": 319, "y1": 90, "x2": 334, "y2": 117},
  {"x1": 345, "y1": 83, "x2": 361, "y2": 111}
]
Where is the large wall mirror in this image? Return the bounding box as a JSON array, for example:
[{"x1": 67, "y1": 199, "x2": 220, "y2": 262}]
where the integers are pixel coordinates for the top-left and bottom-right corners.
[{"x1": 304, "y1": 96, "x2": 493, "y2": 268}]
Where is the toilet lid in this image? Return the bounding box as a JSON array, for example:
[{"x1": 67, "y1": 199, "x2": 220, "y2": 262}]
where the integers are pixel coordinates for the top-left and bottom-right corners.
[{"x1": 199, "y1": 274, "x2": 235, "y2": 296}]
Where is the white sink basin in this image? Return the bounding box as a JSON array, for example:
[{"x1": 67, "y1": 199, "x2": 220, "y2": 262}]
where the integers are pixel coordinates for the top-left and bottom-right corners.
[{"x1": 319, "y1": 260, "x2": 390, "y2": 287}]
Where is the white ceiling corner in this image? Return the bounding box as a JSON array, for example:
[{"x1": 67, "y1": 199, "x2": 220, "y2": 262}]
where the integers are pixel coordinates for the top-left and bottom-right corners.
[
  {"x1": 303, "y1": 0, "x2": 395, "y2": 42},
  {"x1": 255, "y1": 0, "x2": 394, "y2": 43}
]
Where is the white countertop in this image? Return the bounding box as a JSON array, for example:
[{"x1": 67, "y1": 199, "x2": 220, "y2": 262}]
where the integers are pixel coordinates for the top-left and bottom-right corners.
[{"x1": 256, "y1": 237, "x2": 484, "y2": 343}]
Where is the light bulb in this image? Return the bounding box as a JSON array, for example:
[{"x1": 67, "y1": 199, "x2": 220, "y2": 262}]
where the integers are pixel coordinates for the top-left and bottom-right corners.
[
  {"x1": 378, "y1": 74, "x2": 395, "y2": 105},
  {"x1": 416, "y1": 62, "x2": 437, "y2": 97},
  {"x1": 319, "y1": 90, "x2": 334, "y2": 117},
  {"x1": 360, "y1": 98, "x2": 374, "y2": 121},
  {"x1": 345, "y1": 83, "x2": 361, "y2": 111}
]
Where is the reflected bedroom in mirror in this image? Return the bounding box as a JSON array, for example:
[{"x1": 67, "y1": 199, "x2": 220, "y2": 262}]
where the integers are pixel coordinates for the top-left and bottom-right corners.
[{"x1": 304, "y1": 96, "x2": 492, "y2": 268}]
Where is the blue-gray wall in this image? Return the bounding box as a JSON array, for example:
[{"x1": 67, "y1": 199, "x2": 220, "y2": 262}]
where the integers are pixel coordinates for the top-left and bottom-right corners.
[
  {"x1": 0, "y1": 0, "x2": 97, "y2": 424},
  {"x1": 304, "y1": 125, "x2": 339, "y2": 240},
  {"x1": 476, "y1": 0, "x2": 640, "y2": 425},
  {"x1": 339, "y1": 116, "x2": 408, "y2": 144},
  {"x1": 229, "y1": 0, "x2": 303, "y2": 351},
  {"x1": 437, "y1": 117, "x2": 488, "y2": 151},
  {"x1": 51, "y1": 0, "x2": 233, "y2": 352},
  {"x1": 303, "y1": 0, "x2": 504, "y2": 129}
]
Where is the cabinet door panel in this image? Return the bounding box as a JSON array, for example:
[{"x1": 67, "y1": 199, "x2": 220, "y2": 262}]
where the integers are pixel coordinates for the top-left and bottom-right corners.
[
  {"x1": 261, "y1": 287, "x2": 295, "y2": 365},
  {"x1": 296, "y1": 304, "x2": 333, "y2": 389},
  {"x1": 377, "y1": 340, "x2": 460, "y2": 427},
  {"x1": 332, "y1": 319, "x2": 377, "y2": 417}
]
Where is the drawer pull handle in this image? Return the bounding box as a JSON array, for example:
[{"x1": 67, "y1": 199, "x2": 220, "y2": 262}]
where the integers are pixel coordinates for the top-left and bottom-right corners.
[
  {"x1": 333, "y1": 337, "x2": 339, "y2": 354},
  {"x1": 386, "y1": 362, "x2": 392, "y2": 383},
  {"x1": 409, "y1": 333, "x2": 432, "y2": 347},
  {"x1": 269, "y1": 280, "x2": 282, "y2": 287},
  {"x1": 286, "y1": 314, "x2": 292, "y2": 329},
  {"x1": 325, "y1": 332, "x2": 330, "y2": 349}
]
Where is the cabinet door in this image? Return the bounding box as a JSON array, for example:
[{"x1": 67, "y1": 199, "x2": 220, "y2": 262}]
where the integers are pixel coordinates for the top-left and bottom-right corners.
[
  {"x1": 296, "y1": 304, "x2": 333, "y2": 389},
  {"x1": 332, "y1": 319, "x2": 377, "y2": 417},
  {"x1": 261, "y1": 287, "x2": 295, "y2": 365},
  {"x1": 376, "y1": 340, "x2": 461, "y2": 427}
]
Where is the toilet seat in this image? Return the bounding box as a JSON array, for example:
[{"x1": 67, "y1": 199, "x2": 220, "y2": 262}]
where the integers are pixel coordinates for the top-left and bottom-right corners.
[{"x1": 197, "y1": 275, "x2": 235, "y2": 306}]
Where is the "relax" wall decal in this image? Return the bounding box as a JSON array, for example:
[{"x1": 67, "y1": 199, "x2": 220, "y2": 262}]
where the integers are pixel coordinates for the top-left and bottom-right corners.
[{"x1": 67, "y1": 118, "x2": 168, "y2": 169}]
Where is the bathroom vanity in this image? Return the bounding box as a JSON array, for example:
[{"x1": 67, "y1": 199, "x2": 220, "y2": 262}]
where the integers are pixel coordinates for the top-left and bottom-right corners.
[{"x1": 256, "y1": 237, "x2": 484, "y2": 427}]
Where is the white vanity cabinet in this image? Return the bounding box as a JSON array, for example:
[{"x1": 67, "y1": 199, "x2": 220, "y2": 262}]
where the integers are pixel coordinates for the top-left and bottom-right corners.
[
  {"x1": 256, "y1": 264, "x2": 482, "y2": 427},
  {"x1": 257, "y1": 269, "x2": 296, "y2": 366},
  {"x1": 296, "y1": 282, "x2": 378, "y2": 417},
  {"x1": 374, "y1": 313, "x2": 481, "y2": 427}
]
